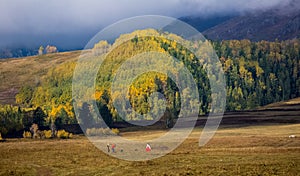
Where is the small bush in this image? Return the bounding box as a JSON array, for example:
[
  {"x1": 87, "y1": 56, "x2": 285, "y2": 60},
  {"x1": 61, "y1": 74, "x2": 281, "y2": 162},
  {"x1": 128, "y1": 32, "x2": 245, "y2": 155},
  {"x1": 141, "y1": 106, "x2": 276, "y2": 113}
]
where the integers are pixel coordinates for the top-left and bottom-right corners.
[
  {"x1": 86, "y1": 128, "x2": 118, "y2": 136},
  {"x1": 111, "y1": 128, "x2": 120, "y2": 135},
  {"x1": 57, "y1": 130, "x2": 72, "y2": 139},
  {"x1": 43, "y1": 130, "x2": 52, "y2": 139},
  {"x1": 23, "y1": 131, "x2": 32, "y2": 138},
  {"x1": 86, "y1": 128, "x2": 99, "y2": 136}
]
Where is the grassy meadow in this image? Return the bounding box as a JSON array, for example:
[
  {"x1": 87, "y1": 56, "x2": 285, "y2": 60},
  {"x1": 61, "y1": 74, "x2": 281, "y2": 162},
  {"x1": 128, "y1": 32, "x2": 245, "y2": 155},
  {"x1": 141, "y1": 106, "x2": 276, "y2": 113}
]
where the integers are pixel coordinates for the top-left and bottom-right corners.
[{"x1": 0, "y1": 123, "x2": 299, "y2": 176}]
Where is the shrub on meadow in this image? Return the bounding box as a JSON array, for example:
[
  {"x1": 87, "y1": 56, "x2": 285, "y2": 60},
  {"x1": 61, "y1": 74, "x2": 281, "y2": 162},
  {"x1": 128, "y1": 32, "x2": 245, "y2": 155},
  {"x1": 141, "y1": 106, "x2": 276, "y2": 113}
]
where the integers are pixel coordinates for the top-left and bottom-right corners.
[
  {"x1": 43, "y1": 130, "x2": 52, "y2": 139},
  {"x1": 86, "y1": 128, "x2": 99, "y2": 136},
  {"x1": 57, "y1": 130, "x2": 72, "y2": 139},
  {"x1": 23, "y1": 131, "x2": 32, "y2": 138},
  {"x1": 86, "y1": 127, "x2": 119, "y2": 136},
  {"x1": 111, "y1": 128, "x2": 120, "y2": 135}
]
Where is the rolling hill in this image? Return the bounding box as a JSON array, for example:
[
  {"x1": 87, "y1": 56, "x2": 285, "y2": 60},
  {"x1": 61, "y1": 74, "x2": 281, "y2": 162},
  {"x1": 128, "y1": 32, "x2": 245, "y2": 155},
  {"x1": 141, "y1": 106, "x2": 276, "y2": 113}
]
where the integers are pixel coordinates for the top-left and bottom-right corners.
[
  {"x1": 180, "y1": 15, "x2": 234, "y2": 32},
  {"x1": 0, "y1": 51, "x2": 80, "y2": 104}
]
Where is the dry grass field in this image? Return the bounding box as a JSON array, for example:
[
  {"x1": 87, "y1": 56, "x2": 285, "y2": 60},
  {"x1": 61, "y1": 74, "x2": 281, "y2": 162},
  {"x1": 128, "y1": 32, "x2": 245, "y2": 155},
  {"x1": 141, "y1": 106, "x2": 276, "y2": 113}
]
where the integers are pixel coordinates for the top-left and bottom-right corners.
[
  {"x1": 0, "y1": 122, "x2": 299, "y2": 176},
  {"x1": 0, "y1": 98, "x2": 299, "y2": 175}
]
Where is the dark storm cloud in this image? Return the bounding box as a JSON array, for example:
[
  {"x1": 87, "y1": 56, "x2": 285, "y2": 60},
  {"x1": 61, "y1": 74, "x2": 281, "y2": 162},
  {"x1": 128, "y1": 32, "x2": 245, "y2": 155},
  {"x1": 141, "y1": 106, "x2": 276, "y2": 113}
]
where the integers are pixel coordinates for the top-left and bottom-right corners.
[{"x1": 0, "y1": 0, "x2": 292, "y2": 49}]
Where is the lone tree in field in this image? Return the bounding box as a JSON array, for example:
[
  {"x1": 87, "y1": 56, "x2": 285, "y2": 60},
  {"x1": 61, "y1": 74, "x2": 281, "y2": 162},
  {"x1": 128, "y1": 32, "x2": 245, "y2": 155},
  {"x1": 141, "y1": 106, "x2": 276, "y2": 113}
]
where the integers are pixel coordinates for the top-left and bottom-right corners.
[
  {"x1": 50, "y1": 121, "x2": 57, "y2": 138},
  {"x1": 38, "y1": 46, "x2": 44, "y2": 55},
  {"x1": 30, "y1": 123, "x2": 45, "y2": 139},
  {"x1": 45, "y1": 45, "x2": 58, "y2": 54},
  {"x1": 30, "y1": 123, "x2": 39, "y2": 138}
]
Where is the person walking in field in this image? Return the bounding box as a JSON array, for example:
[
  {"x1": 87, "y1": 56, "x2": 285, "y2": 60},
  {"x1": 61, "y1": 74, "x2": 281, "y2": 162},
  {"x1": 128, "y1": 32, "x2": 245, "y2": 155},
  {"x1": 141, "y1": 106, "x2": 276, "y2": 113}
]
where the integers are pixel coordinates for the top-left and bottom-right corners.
[
  {"x1": 111, "y1": 143, "x2": 116, "y2": 153},
  {"x1": 107, "y1": 144, "x2": 110, "y2": 152},
  {"x1": 146, "y1": 143, "x2": 151, "y2": 152}
]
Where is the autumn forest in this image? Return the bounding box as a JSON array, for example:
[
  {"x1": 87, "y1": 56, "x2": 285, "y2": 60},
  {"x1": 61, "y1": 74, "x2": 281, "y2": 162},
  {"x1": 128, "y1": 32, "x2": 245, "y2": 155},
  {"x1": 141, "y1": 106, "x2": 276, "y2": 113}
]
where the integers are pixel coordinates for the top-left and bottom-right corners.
[{"x1": 1, "y1": 29, "x2": 300, "y2": 136}]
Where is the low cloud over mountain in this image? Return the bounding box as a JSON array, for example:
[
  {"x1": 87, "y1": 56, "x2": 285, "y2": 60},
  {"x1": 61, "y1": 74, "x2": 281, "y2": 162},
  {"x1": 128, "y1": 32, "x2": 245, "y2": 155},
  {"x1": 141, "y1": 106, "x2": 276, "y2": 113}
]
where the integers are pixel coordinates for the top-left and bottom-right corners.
[{"x1": 0, "y1": 0, "x2": 293, "y2": 50}]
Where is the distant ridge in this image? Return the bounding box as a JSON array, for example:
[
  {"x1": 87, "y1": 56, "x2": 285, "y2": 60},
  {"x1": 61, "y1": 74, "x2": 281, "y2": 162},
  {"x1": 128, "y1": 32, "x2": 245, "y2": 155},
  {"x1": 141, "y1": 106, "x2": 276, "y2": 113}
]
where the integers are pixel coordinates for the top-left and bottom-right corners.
[
  {"x1": 202, "y1": 1, "x2": 300, "y2": 41},
  {"x1": 180, "y1": 15, "x2": 234, "y2": 32}
]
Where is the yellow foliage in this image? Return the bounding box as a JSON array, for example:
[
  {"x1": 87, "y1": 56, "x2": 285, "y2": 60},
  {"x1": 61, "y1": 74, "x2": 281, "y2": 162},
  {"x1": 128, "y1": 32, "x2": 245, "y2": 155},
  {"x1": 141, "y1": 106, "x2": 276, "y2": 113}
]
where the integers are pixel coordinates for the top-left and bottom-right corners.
[
  {"x1": 86, "y1": 128, "x2": 117, "y2": 136},
  {"x1": 43, "y1": 130, "x2": 52, "y2": 139},
  {"x1": 171, "y1": 41, "x2": 177, "y2": 49},
  {"x1": 50, "y1": 103, "x2": 74, "y2": 120},
  {"x1": 64, "y1": 102, "x2": 74, "y2": 118},
  {"x1": 224, "y1": 59, "x2": 233, "y2": 71},
  {"x1": 57, "y1": 130, "x2": 72, "y2": 139},
  {"x1": 94, "y1": 91, "x2": 103, "y2": 100},
  {"x1": 23, "y1": 131, "x2": 32, "y2": 138},
  {"x1": 49, "y1": 106, "x2": 60, "y2": 118},
  {"x1": 269, "y1": 73, "x2": 277, "y2": 80},
  {"x1": 111, "y1": 128, "x2": 120, "y2": 135}
]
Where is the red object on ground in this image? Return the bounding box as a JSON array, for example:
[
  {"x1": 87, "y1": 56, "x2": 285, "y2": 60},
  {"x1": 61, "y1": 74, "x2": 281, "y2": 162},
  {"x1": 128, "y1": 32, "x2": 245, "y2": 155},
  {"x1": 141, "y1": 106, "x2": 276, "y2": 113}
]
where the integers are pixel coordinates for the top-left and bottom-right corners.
[
  {"x1": 111, "y1": 144, "x2": 116, "y2": 152},
  {"x1": 146, "y1": 144, "x2": 151, "y2": 152}
]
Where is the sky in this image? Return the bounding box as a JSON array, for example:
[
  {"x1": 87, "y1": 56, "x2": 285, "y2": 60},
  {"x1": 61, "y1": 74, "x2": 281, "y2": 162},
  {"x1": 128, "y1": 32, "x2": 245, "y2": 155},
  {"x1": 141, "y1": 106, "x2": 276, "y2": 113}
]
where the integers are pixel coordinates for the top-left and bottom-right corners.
[{"x1": 0, "y1": 0, "x2": 293, "y2": 50}]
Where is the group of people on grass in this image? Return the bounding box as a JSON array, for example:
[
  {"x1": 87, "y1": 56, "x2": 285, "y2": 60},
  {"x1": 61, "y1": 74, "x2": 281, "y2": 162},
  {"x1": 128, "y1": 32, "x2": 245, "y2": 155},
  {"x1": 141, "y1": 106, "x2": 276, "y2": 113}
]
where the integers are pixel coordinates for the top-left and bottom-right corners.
[{"x1": 106, "y1": 143, "x2": 116, "y2": 153}]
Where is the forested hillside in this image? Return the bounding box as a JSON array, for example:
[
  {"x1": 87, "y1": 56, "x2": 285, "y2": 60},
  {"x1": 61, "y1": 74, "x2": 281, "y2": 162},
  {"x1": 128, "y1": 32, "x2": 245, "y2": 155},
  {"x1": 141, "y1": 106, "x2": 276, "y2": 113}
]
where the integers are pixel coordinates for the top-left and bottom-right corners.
[
  {"x1": 17, "y1": 29, "x2": 300, "y2": 121},
  {"x1": 212, "y1": 39, "x2": 300, "y2": 109},
  {"x1": 1, "y1": 29, "x2": 299, "y2": 135}
]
